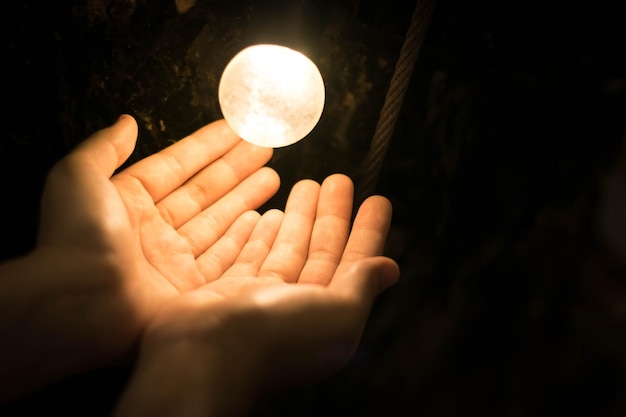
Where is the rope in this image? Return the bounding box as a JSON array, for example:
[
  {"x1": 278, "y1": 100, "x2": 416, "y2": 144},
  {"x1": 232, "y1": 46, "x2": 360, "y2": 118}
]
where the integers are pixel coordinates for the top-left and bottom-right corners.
[{"x1": 355, "y1": 0, "x2": 434, "y2": 207}]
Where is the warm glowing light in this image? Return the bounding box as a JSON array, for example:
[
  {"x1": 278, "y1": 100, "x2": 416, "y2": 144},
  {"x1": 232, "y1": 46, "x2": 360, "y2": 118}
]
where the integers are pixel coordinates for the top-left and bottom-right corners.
[{"x1": 218, "y1": 44, "x2": 325, "y2": 148}]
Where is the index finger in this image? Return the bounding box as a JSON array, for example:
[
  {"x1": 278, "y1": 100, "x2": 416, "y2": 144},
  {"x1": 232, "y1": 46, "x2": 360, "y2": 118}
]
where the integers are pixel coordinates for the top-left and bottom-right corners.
[{"x1": 117, "y1": 119, "x2": 242, "y2": 203}]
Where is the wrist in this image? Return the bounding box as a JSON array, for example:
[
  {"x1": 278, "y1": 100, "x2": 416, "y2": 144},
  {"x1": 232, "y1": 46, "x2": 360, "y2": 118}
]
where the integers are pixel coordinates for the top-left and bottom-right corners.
[
  {"x1": 0, "y1": 247, "x2": 143, "y2": 401},
  {"x1": 114, "y1": 327, "x2": 259, "y2": 417}
]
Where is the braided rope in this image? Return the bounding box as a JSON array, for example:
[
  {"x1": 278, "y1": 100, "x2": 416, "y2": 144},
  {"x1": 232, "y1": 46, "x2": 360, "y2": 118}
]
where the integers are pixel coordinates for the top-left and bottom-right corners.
[{"x1": 355, "y1": 0, "x2": 434, "y2": 206}]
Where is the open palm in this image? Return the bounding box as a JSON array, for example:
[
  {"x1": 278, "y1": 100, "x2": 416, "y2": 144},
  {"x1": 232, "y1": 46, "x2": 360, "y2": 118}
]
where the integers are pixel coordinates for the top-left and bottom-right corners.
[
  {"x1": 139, "y1": 171, "x2": 399, "y2": 392},
  {"x1": 37, "y1": 115, "x2": 279, "y2": 358}
]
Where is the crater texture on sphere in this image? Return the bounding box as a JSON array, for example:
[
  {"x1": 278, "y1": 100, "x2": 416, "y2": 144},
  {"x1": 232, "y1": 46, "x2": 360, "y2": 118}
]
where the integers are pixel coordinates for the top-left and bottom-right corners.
[{"x1": 218, "y1": 44, "x2": 325, "y2": 148}]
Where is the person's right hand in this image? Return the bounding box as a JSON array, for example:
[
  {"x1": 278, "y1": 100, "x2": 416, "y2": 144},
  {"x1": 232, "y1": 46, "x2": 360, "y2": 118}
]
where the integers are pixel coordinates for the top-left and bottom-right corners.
[{"x1": 0, "y1": 115, "x2": 279, "y2": 400}]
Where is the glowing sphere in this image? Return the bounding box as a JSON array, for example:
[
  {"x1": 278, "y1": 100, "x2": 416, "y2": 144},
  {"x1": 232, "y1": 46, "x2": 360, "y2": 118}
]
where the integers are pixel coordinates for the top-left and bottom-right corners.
[{"x1": 218, "y1": 44, "x2": 325, "y2": 148}]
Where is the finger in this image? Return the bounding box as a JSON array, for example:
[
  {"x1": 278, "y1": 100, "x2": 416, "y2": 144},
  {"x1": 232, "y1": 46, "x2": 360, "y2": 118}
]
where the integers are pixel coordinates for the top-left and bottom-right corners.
[
  {"x1": 118, "y1": 119, "x2": 253, "y2": 203},
  {"x1": 297, "y1": 174, "x2": 353, "y2": 286},
  {"x1": 222, "y1": 209, "x2": 284, "y2": 278},
  {"x1": 65, "y1": 114, "x2": 138, "y2": 177},
  {"x1": 196, "y1": 210, "x2": 261, "y2": 282},
  {"x1": 178, "y1": 167, "x2": 280, "y2": 257},
  {"x1": 38, "y1": 115, "x2": 137, "y2": 246},
  {"x1": 156, "y1": 140, "x2": 273, "y2": 228},
  {"x1": 258, "y1": 179, "x2": 320, "y2": 283},
  {"x1": 329, "y1": 257, "x2": 400, "y2": 311},
  {"x1": 339, "y1": 195, "x2": 393, "y2": 264}
]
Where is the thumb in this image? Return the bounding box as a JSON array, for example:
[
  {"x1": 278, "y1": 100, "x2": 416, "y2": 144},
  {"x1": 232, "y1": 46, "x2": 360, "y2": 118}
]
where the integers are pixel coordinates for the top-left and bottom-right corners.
[
  {"x1": 66, "y1": 114, "x2": 138, "y2": 177},
  {"x1": 37, "y1": 115, "x2": 138, "y2": 246},
  {"x1": 330, "y1": 257, "x2": 400, "y2": 310}
]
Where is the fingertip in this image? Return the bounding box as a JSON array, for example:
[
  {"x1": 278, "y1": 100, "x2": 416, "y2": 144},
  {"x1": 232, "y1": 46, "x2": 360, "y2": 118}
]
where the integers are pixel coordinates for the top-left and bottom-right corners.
[
  {"x1": 239, "y1": 209, "x2": 263, "y2": 223},
  {"x1": 284, "y1": 178, "x2": 321, "y2": 204},
  {"x1": 113, "y1": 114, "x2": 137, "y2": 132},
  {"x1": 115, "y1": 113, "x2": 134, "y2": 124},
  {"x1": 214, "y1": 117, "x2": 233, "y2": 134},
  {"x1": 332, "y1": 257, "x2": 400, "y2": 305},
  {"x1": 63, "y1": 113, "x2": 138, "y2": 177},
  {"x1": 361, "y1": 194, "x2": 392, "y2": 213},
  {"x1": 184, "y1": 118, "x2": 240, "y2": 152},
  {"x1": 108, "y1": 114, "x2": 138, "y2": 166},
  {"x1": 352, "y1": 195, "x2": 393, "y2": 237},
  {"x1": 259, "y1": 166, "x2": 281, "y2": 195},
  {"x1": 377, "y1": 257, "x2": 401, "y2": 292},
  {"x1": 322, "y1": 173, "x2": 354, "y2": 188},
  {"x1": 264, "y1": 165, "x2": 280, "y2": 182},
  {"x1": 262, "y1": 208, "x2": 285, "y2": 221},
  {"x1": 356, "y1": 257, "x2": 400, "y2": 296},
  {"x1": 296, "y1": 177, "x2": 322, "y2": 188}
]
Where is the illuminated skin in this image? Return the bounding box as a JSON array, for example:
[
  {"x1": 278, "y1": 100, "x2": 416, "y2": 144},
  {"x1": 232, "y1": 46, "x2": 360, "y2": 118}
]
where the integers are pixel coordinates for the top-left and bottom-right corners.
[
  {"x1": 0, "y1": 115, "x2": 278, "y2": 400},
  {"x1": 219, "y1": 44, "x2": 325, "y2": 148},
  {"x1": 0, "y1": 115, "x2": 399, "y2": 416}
]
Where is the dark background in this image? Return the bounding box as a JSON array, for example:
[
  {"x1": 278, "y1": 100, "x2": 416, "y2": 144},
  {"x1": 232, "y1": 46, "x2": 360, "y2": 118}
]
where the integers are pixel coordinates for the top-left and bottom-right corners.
[{"x1": 2, "y1": 0, "x2": 626, "y2": 416}]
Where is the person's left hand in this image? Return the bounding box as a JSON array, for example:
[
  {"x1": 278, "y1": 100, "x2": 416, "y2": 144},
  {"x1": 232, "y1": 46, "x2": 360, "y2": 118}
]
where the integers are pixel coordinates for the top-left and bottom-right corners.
[{"x1": 111, "y1": 173, "x2": 400, "y2": 417}]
